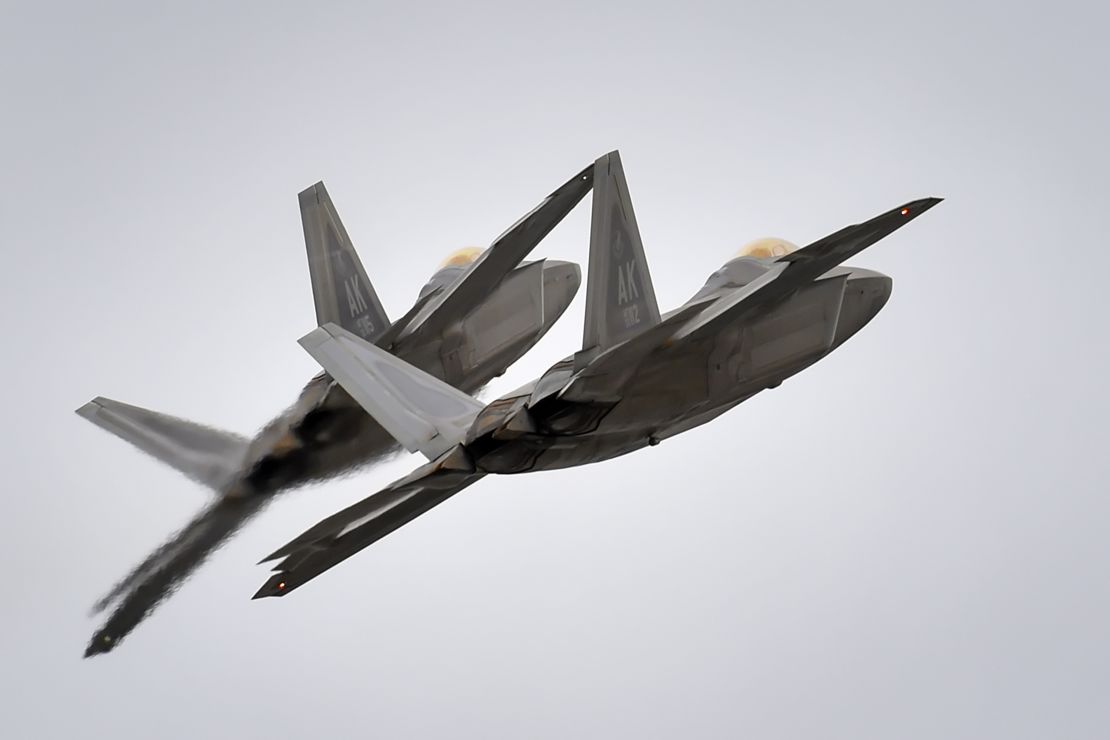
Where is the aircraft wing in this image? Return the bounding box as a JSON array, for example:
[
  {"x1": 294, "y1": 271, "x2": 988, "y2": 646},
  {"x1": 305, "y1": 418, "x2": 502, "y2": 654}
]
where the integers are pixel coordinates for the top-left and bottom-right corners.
[
  {"x1": 777, "y1": 197, "x2": 942, "y2": 279},
  {"x1": 255, "y1": 450, "x2": 482, "y2": 598},
  {"x1": 676, "y1": 197, "x2": 942, "y2": 341},
  {"x1": 396, "y1": 162, "x2": 594, "y2": 343}
]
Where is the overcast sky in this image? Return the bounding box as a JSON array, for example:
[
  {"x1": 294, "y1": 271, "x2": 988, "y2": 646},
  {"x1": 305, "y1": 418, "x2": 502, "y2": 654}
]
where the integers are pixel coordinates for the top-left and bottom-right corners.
[{"x1": 3, "y1": 1, "x2": 1108, "y2": 738}]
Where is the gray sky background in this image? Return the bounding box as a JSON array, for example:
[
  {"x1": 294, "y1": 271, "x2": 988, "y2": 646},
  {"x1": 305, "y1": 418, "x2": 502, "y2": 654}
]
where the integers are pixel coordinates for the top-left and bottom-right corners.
[{"x1": 2, "y1": 1, "x2": 1108, "y2": 738}]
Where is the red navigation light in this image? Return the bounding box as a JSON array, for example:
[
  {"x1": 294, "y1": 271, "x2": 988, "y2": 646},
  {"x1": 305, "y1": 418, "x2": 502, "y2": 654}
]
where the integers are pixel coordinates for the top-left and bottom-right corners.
[
  {"x1": 277, "y1": 581, "x2": 286, "y2": 590},
  {"x1": 901, "y1": 207, "x2": 910, "y2": 216}
]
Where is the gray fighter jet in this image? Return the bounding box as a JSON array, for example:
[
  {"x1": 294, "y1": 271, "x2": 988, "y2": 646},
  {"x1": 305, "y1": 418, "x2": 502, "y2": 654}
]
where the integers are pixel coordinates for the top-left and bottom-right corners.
[
  {"x1": 79, "y1": 164, "x2": 592, "y2": 656},
  {"x1": 254, "y1": 150, "x2": 941, "y2": 599}
]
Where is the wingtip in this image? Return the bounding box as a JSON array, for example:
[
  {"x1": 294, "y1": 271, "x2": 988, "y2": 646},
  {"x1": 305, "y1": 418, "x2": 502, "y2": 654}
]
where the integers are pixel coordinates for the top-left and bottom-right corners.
[
  {"x1": 252, "y1": 574, "x2": 292, "y2": 600},
  {"x1": 898, "y1": 197, "x2": 944, "y2": 219},
  {"x1": 572, "y1": 161, "x2": 595, "y2": 185},
  {"x1": 84, "y1": 632, "x2": 116, "y2": 658}
]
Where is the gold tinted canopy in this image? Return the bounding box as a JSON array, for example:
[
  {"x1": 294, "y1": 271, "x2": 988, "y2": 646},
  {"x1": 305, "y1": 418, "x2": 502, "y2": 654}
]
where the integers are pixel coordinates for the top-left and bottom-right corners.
[
  {"x1": 735, "y1": 237, "x2": 799, "y2": 260},
  {"x1": 438, "y1": 246, "x2": 485, "y2": 269}
]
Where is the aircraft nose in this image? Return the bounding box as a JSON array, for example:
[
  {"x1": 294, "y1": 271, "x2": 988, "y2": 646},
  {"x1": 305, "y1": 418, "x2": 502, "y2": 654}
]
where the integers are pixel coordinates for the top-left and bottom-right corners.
[
  {"x1": 541, "y1": 259, "x2": 581, "y2": 324},
  {"x1": 833, "y1": 268, "x2": 892, "y2": 347}
]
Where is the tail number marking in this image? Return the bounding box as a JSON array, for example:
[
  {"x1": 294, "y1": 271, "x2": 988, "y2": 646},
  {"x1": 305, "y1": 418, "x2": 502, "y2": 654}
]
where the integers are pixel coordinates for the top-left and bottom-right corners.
[
  {"x1": 345, "y1": 275, "x2": 369, "y2": 317},
  {"x1": 617, "y1": 261, "x2": 640, "y2": 305},
  {"x1": 617, "y1": 261, "x2": 642, "y2": 328}
]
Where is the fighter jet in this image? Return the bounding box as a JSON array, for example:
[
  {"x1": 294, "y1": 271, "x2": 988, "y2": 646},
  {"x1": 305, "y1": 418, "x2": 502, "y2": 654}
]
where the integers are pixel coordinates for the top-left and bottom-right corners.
[
  {"x1": 254, "y1": 150, "x2": 942, "y2": 599},
  {"x1": 78, "y1": 163, "x2": 593, "y2": 656}
]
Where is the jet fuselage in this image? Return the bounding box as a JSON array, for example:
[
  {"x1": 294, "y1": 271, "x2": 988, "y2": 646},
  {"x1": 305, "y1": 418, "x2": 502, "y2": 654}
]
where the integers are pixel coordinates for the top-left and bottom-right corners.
[
  {"x1": 79, "y1": 164, "x2": 595, "y2": 656},
  {"x1": 253, "y1": 151, "x2": 940, "y2": 604},
  {"x1": 466, "y1": 262, "x2": 891, "y2": 475}
]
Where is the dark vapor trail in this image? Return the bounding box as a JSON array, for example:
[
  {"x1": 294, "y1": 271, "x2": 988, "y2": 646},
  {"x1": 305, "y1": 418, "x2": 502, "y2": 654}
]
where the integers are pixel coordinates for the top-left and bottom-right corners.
[
  {"x1": 85, "y1": 496, "x2": 268, "y2": 657},
  {"x1": 83, "y1": 415, "x2": 401, "y2": 658}
]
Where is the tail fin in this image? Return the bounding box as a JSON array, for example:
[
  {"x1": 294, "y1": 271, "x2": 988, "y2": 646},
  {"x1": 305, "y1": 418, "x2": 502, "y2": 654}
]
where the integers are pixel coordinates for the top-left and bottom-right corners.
[
  {"x1": 581, "y1": 151, "x2": 660, "y2": 358},
  {"x1": 76, "y1": 397, "x2": 248, "y2": 490},
  {"x1": 298, "y1": 323, "x2": 484, "y2": 460},
  {"x1": 299, "y1": 182, "x2": 390, "y2": 343}
]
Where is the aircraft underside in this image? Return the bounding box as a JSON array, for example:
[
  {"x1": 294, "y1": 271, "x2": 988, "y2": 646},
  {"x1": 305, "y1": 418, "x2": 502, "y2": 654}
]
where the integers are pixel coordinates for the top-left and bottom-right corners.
[
  {"x1": 472, "y1": 268, "x2": 893, "y2": 476},
  {"x1": 250, "y1": 151, "x2": 940, "y2": 606}
]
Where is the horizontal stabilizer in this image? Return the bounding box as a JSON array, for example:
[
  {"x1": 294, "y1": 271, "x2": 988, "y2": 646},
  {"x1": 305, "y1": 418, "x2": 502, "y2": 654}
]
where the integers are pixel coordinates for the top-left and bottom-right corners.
[
  {"x1": 255, "y1": 454, "x2": 482, "y2": 597},
  {"x1": 76, "y1": 397, "x2": 248, "y2": 490},
  {"x1": 397, "y1": 162, "x2": 594, "y2": 343},
  {"x1": 299, "y1": 323, "x2": 484, "y2": 460}
]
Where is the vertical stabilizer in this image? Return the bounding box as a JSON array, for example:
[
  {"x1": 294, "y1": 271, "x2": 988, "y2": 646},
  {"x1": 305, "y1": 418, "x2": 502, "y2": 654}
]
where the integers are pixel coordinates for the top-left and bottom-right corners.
[
  {"x1": 581, "y1": 151, "x2": 660, "y2": 357},
  {"x1": 299, "y1": 182, "x2": 390, "y2": 342}
]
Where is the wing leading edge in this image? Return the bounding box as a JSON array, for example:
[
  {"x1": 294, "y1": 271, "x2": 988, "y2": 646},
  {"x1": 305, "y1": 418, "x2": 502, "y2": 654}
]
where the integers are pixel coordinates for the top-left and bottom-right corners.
[
  {"x1": 255, "y1": 452, "x2": 483, "y2": 598},
  {"x1": 396, "y1": 162, "x2": 595, "y2": 344},
  {"x1": 675, "y1": 197, "x2": 943, "y2": 341}
]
